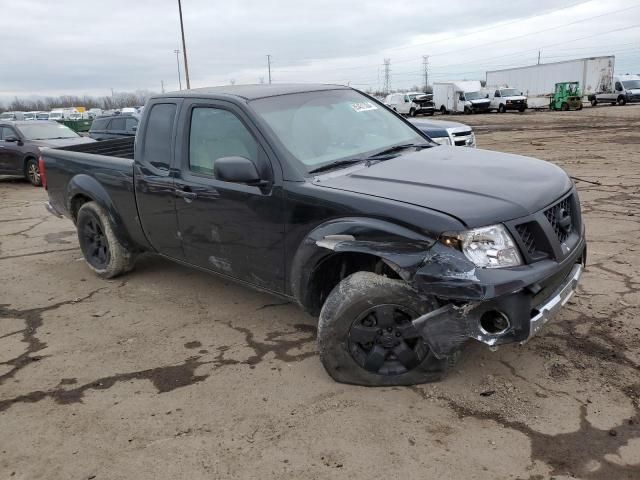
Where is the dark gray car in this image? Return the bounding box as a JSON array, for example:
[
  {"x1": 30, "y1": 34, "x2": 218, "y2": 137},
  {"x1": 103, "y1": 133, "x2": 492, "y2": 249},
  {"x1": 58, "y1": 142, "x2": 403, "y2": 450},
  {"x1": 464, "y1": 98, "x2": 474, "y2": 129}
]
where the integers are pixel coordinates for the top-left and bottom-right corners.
[
  {"x1": 89, "y1": 115, "x2": 139, "y2": 141},
  {"x1": 0, "y1": 121, "x2": 95, "y2": 186}
]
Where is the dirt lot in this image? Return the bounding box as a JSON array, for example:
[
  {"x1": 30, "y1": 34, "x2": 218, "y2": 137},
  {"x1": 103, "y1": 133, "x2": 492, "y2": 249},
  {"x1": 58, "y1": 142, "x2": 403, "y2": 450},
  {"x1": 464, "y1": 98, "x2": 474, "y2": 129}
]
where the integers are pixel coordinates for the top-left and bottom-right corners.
[{"x1": 1, "y1": 106, "x2": 639, "y2": 479}]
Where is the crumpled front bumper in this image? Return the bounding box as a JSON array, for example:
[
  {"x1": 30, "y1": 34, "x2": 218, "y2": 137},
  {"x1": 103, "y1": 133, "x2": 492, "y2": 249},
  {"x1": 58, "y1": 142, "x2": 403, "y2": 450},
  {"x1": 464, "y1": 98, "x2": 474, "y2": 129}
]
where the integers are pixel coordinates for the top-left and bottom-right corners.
[{"x1": 411, "y1": 237, "x2": 586, "y2": 358}]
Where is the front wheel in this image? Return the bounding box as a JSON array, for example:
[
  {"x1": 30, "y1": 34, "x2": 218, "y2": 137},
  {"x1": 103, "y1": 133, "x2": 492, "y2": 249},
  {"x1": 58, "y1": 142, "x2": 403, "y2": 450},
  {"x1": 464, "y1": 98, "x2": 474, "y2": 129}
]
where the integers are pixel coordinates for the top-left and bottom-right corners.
[
  {"x1": 25, "y1": 158, "x2": 42, "y2": 186},
  {"x1": 409, "y1": 107, "x2": 416, "y2": 117},
  {"x1": 590, "y1": 99, "x2": 598, "y2": 106},
  {"x1": 77, "y1": 201, "x2": 136, "y2": 279},
  {"x1": 618, "y1": 96, "x2": 627, "y2": 106},
  {"x1": 317, "y1": 272, "x2": 451, "y2": 386},
  {"x1": 498, "y1": 104, "x2": 505, "y2": 113},
  {"x1": 440, "y1": 106, "x2": 448, "y2": 114},
  {"x1": 561, "y1": 102, "x2": 569, "y2": 111}
]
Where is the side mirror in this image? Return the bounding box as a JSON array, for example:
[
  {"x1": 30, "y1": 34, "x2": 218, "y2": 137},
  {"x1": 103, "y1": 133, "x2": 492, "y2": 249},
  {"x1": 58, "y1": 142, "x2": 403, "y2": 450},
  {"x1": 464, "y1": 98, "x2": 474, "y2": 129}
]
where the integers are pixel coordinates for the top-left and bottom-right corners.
[
  {"x1": 4, "y1": 136, "x2": 18, "y2": 143},
  {"x1": 214, "y1": 156, "x2": 267, "y2": 186},
  {"x1": 132, "y1": 125, "x2": 137, "y2": 132}
]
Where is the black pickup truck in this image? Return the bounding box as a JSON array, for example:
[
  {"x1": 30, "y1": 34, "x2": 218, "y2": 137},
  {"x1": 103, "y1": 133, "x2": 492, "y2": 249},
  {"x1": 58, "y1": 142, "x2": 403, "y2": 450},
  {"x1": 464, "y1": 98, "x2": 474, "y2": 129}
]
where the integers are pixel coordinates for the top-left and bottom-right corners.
[{"x1": 42, "y1": 84, "x2": 586, "y2": 386}]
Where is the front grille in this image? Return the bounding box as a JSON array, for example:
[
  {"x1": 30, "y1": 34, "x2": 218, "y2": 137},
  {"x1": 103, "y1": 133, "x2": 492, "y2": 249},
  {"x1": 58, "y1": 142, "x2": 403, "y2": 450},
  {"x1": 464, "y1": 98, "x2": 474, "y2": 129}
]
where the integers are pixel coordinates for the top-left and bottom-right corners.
[
  {"x1": 544, "y1": 196, "x2": 573, "y2": 243},
  {"x1": 516, "y1": 224, "x2": 537, "y2": 255},
  {"x1": 452, "y1": 130, "x2": 473, "y2": 137},
  {"x1": 510, "y1": 192, "x2": 581, "y2": 263}
]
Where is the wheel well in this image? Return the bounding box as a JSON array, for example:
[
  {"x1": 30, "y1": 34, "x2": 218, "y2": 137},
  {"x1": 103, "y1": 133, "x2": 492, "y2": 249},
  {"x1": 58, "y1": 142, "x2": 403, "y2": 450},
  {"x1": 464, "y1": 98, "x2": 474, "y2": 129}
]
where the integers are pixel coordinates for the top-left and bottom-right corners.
[
  {"x1": 70, "y1": 194, "x2": 93, "y2": 221},
  {"x1": 22, "y1": 155, "x2": 37, "y2": 173},
  {"x1": 305, "y1": 252, "x2": 401, "y2": 316}
]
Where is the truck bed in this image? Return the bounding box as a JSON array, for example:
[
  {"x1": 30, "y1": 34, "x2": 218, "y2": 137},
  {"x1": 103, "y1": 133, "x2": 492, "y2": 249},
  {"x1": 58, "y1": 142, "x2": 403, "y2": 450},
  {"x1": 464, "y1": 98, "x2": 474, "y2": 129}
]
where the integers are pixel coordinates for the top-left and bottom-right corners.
[
  {"x1": 61, "y1": 137, "x2": 135, "y2": 159},
  {"x1": 42, "y1": 136, "x2": 149, "y2": 251}
]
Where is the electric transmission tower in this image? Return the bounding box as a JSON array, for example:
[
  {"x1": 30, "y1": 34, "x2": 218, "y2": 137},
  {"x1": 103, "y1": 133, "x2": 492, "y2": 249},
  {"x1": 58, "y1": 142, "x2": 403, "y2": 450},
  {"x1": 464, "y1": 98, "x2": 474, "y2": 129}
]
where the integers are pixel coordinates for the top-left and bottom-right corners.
[
  {"x1": 383, "y1": 59, "x2": 391, "y2": 94},
  {"x1": 423, "y1": 55, "x2": 429, "y2": 92}
]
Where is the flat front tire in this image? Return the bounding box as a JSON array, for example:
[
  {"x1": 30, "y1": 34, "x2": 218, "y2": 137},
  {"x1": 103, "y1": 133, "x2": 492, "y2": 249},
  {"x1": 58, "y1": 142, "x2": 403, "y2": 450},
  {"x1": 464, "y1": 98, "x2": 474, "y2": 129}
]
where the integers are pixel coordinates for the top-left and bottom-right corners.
[
  {"x1": 76, "y1": 201, "x2": 136, "y2": 279},
  {"x1": 317, "y1": 272, "x2": 451, "y2": 386}
]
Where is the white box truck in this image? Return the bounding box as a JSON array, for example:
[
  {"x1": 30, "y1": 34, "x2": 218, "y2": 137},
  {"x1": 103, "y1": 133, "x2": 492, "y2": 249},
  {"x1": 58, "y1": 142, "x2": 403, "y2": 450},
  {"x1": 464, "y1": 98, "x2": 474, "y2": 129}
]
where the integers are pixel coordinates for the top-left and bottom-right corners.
[
  {"x1": 486, "y1": 56, "x2": 615, "y2": 108},
  {"x1": 433, "y1": 80, "x2": 490, "y2": 114},
  {"x1": 589, "y1": 74, "x2": 640, "y2": 106}
]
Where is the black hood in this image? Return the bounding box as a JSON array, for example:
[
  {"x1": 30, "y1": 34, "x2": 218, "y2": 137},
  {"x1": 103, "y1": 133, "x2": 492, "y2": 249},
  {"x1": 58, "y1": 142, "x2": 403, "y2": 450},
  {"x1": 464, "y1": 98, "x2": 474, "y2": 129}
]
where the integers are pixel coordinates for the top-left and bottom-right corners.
[{"x1": 315, "y1": 146, "x2": 572, "y2": 228}]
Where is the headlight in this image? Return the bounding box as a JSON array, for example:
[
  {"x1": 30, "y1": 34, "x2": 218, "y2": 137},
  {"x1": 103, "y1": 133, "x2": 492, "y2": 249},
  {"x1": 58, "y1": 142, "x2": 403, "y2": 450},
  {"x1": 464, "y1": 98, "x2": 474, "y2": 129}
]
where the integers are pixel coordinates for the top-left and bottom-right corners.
[
  {"x1": 444, "y1": 224, "x2": 523, "y2": 268},
  {"x1": 467, "y1": 133, "x2": 476, "y2": 148},
  {"x1": 431, "y1": 136, "x2": 451, "y2": 146}
]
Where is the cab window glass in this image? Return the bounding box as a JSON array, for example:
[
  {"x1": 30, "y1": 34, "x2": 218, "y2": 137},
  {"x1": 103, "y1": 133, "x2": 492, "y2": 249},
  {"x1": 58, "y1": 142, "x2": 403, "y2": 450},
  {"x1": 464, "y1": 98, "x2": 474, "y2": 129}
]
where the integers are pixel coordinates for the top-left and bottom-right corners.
[
  {"x1": 189, "y1": 107, "x2": 258, "y2": 177},
  {"x1": 141, "y1": 103, "x2": 177, "y2": 173}
]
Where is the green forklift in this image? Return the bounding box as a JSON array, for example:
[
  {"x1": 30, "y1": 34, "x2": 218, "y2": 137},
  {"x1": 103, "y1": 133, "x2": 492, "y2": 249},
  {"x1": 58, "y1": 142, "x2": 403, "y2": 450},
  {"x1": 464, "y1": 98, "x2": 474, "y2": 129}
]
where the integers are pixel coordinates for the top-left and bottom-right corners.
[{"x1": 549, "y1": 82, "x2": 583, "y2": 111}]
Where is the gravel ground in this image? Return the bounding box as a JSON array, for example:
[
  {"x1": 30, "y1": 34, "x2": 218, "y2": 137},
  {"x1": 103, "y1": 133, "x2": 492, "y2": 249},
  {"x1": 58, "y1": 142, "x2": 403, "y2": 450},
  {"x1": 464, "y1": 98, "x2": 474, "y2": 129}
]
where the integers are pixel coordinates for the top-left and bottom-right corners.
[{"x1": 1, "y1": 105, "x2": 639, "y2": 479}]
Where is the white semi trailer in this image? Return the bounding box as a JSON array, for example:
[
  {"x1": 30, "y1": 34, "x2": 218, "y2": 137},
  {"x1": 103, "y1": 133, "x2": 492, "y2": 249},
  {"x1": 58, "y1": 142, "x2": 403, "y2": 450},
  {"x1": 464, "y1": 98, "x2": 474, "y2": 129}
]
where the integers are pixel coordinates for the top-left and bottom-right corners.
[{"x1": 486, "y1": 56, "x2": 615, "y2": 108}]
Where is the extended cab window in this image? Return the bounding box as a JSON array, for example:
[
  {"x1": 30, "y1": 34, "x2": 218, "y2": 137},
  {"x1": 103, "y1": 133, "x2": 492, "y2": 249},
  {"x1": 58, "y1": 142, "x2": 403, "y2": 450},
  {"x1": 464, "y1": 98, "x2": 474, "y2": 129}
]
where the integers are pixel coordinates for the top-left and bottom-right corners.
[
  {"x1": 141, "y1": 103, "x2": 177, "y2": 173},
  {"x1": 189, "y1": 107, "x2": 258, "y2": 177}
]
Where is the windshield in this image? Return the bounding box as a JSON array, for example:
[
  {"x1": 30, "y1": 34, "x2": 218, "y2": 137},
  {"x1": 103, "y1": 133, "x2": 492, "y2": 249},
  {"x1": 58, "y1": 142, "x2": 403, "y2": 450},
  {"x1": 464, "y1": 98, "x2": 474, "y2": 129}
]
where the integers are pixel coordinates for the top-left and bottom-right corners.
[
  {"x1": 49, "y1": 112, "x2": 63, "y2": 119},
  {"x1": 500, "y1": 89, "x2": 520, "y2": 96},
  {"x1": 250, "y1": 89, "x2": 426, "y2": 173},
  {"x1": 465, "y1": 91, "x2": 485, "y2": 101},
  {"x1": 36, "y1": 113, "x2": 49, "y2": 120},
  {"x1": 18, "y1": 122, "x2": 79, "y2": 140},
  {"x1": 24, "y1": 113, "x2": 36, "y2": 120},
  {"x1": 622, "y1": 80, "x2": 640, "y2": 89}
]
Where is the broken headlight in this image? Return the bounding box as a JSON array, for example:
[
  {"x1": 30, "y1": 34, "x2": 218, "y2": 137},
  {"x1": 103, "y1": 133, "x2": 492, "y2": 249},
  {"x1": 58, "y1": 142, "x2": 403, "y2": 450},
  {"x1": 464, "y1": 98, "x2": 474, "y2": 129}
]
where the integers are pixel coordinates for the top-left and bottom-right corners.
[{"x1": 444, "y1": 224, "x2": 523, "y2": 268}]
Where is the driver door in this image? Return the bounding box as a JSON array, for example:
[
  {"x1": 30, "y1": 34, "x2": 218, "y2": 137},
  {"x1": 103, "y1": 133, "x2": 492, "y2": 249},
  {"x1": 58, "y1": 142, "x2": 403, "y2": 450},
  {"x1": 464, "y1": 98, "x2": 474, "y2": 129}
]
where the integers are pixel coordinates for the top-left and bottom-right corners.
[{"x1": 173, "y1": 100, "x2": 285, "y2": 292}]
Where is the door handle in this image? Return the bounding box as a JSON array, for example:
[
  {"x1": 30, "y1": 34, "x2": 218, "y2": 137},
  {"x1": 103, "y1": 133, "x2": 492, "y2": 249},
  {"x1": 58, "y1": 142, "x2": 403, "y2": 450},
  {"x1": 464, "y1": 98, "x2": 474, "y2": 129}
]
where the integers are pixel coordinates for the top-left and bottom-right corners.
[{"x1": 174, "y1": 188, "x2": 197, "y2": 202}]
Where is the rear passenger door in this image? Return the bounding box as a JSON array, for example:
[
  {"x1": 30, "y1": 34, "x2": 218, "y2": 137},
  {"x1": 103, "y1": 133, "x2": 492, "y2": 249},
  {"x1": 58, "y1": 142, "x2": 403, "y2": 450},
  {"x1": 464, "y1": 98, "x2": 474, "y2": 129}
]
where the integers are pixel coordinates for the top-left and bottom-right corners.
[
  {"x1": 134, "y1": 100, "x2": 183, "y2": 258},
  {"x1": 173, "y1": 99, "x2": 285, "y2": 292}
]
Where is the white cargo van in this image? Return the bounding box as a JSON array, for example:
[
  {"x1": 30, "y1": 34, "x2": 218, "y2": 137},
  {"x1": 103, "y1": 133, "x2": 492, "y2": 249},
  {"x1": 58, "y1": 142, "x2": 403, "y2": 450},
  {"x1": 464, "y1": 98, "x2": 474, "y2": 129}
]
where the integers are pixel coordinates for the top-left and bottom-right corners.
[
  {"x1": 433, "y1": 81, "x2": 491, "y2": 114},
  {"x1": 590, "y1": 74, "x2": 640, "y2": 106}
]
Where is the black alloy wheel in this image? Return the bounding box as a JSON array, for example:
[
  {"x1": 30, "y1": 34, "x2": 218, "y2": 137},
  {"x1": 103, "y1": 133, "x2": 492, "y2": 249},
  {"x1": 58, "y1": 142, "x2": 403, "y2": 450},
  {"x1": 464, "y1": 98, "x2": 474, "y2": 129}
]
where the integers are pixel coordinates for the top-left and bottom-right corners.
[
  {"x1": 80, "y1": 213, "x2": 111, "y2": 269},
  {"x1": 348, "y1": 304, "x2": 428, "y2": 376}
]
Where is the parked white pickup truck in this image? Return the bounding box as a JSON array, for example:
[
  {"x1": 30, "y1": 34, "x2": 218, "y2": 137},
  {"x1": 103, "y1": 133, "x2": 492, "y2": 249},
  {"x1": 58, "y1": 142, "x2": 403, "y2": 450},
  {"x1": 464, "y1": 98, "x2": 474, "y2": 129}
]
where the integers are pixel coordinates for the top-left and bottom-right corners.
[{"x1": 488, "y1": 87, "x2": 527, "y2": 113}]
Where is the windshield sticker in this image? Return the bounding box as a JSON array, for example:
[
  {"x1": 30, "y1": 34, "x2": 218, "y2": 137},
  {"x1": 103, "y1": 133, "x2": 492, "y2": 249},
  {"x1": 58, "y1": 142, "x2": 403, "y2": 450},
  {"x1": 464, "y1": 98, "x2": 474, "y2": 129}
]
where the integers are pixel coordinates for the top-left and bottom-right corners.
[{"x1": 351, "y1": 102, "x2": 378, "y2": 112}]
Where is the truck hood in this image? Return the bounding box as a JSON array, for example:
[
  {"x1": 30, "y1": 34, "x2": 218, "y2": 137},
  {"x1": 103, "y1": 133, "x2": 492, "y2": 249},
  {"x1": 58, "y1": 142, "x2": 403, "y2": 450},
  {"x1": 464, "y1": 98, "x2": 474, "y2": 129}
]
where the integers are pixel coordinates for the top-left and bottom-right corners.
[
  {"x1": 315, "y1": 146, "x2": 572, "y2": 228},
  {"x1": 30, "y1": 137, "x2": 96, "y2": 148},
  {"x1": 503, "y1": 96, "x2": 527, "y2": 101},
  {"x1": 409, "y1": 119, "x2": 471, "y2": 138},
  {"x1": 469, "y1": 99, "x2": 490, "y2": 105}
]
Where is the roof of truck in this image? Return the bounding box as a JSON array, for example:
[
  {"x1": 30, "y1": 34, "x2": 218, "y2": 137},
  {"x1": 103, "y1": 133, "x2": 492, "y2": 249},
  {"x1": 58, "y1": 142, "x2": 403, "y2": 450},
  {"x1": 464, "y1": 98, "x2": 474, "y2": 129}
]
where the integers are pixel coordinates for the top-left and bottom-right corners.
[{"x1": 156, "y1": 83, "x2": 350, "y2": 101}]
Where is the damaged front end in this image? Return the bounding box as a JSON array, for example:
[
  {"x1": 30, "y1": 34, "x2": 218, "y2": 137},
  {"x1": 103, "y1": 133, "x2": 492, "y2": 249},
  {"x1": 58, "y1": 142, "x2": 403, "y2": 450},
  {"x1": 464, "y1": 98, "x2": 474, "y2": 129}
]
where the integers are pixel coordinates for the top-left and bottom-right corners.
[{"x1": 314, "y1": 190, "x2": 586, "y2": 359}]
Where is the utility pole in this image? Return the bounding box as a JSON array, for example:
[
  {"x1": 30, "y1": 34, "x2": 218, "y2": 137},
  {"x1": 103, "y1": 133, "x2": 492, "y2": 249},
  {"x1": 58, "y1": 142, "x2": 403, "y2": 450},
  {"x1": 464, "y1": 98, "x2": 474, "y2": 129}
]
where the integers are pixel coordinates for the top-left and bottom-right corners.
[
  {"x1": 422, "y1": 55, "x2": 429, "y2": 92},
  {"x1": 538, "y1": 50, "x2": 541, "y2": 65},
  {"x1": 267, "y1": 54, "x2": 272, "y2": 84},
  {"x1": 161, "y1": 80, "x2": 165, "y2": 94},
  {"x1": 383, "y1": 58, "x2": 391, "y2": 94},
  {"x1": 177, "y1": 0, "x2": 191, "y2": 89},
  {"x1": 174, "y1": 49, "x2": 182, "y2": 90}
]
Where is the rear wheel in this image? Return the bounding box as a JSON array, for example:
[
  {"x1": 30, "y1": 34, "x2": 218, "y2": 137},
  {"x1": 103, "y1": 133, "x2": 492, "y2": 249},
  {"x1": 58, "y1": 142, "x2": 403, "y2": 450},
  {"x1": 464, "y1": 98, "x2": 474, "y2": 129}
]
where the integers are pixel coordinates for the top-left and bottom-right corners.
[
  {"x1": 77, "y1": 201, "x2": 136, "y2": 279},
  {"x1": 317, "y1": 272, "x2": 451, "y2": 386},
  {"x1": 590, "y1": 98, "x2": 598, "y2": 106},
  {"x1": 25, "y1": 158, "x2": 42, "y2": 186}
]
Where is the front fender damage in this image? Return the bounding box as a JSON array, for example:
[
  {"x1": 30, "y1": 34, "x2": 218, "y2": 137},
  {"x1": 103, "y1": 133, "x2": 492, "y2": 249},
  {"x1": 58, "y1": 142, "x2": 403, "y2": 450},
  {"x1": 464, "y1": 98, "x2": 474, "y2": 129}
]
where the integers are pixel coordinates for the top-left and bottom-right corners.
[{"x1": 316, "y1": 235, "x2": 532, "y2": 359}]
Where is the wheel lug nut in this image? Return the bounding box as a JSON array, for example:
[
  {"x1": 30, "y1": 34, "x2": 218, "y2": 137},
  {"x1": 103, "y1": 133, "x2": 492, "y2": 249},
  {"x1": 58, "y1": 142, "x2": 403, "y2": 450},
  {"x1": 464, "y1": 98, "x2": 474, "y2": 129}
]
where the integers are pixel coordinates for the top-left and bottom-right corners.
[
  {"x1": 395, "y1": 332, "x2": 401, "y2": 337},
  {"x1": 387, "y1": 327, "x2": 393, "y2": 332},
  {"x1": 377, "y1": 329, "x2": 383, "y2": 335}
]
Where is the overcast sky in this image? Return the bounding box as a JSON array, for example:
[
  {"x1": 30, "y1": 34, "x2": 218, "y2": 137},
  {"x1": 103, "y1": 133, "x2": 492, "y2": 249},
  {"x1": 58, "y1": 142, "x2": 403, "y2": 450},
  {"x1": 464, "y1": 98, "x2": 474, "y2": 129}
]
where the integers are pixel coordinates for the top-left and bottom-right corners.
[{"x1": 1, "y1": 0, "x2": 639, "y2": 102}]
